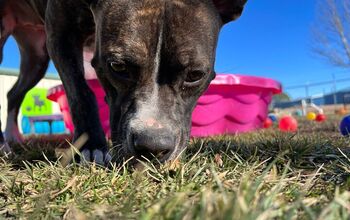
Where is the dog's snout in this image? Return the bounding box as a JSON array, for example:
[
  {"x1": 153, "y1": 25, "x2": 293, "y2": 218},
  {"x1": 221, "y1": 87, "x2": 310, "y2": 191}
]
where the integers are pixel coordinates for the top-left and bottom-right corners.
[{"x1": 132, "y1": 128, "x2": 175, "y2": 158}]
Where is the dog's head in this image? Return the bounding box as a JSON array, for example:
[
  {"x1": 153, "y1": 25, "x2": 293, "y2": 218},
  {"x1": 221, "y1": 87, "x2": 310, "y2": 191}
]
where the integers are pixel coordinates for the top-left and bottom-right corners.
[{"x1": 90, "y1": 0, "x2": 247, "y2": 163}]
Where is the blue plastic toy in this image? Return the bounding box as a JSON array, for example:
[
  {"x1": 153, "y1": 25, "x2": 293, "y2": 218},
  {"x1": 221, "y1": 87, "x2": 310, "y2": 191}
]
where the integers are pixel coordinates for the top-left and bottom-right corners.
[
  {"x1": 294, "y1": 109, "x2": 303, "y2": 117},
  {"x1": 268, "y1": 114, "x2": 278, "y2": 122},
  {"x1": 340, "y1": 115, "x2": 350, "y2": 136},
  {"x1": 21, "y1": 116, "x2": 67, "y2": 135}
]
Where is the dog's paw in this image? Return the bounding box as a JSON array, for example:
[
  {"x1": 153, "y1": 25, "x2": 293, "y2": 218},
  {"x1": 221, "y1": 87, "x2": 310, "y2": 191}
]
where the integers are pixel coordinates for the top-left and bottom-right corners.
[
  {"x1": 4, "y1": 127, "x2": 24, "y2": 144},
  {"x1": 80, "y1": 149, "x2": 112, "y2": 166},
  {"x1": 0, "y1": 142, "x2": 12, "y2": 158}
]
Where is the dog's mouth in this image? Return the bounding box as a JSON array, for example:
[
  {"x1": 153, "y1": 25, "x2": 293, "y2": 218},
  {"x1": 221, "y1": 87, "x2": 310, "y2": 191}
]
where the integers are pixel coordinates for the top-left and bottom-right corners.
[
  {"x1": 113, "y1": 141, "x2": 176, "y2": 165},
  {"x1": 135, "y1": 149, "x2": 172, "y2": 162}
]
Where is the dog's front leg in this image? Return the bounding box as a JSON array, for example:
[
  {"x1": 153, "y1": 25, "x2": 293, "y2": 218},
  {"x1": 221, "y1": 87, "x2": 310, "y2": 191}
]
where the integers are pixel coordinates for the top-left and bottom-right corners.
[
  {"x1": 0, "y1": 108, "x2": 11, "y2": 157},
  {"x1": 45, "y1": 1, "x2": 111, "y2": 166}
]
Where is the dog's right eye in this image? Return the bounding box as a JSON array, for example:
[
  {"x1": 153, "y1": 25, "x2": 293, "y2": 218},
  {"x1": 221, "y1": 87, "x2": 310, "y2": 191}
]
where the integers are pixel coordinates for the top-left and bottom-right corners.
[{"x1": 183, "y1": 70, "x2": 205, "y2": 87}]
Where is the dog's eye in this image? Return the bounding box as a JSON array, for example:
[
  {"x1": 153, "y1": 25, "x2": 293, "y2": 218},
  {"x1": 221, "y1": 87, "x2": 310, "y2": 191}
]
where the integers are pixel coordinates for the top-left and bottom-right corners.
[
  {"x1": 110, "y1": 62, "x2": 126, "y2": 73},
  {"x1": 184, "y1": 71, "x2": 205, "y2": 86},
  {"x1": 109, "y1": 62, "x2": 130, "y2": 80}
]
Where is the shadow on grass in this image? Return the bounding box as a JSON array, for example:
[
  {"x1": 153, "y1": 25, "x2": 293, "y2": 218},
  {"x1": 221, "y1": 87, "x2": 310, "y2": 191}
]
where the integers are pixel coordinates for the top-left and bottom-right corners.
[{"x1": 6, "y1": 134, "x2": 72, "y2": 167}]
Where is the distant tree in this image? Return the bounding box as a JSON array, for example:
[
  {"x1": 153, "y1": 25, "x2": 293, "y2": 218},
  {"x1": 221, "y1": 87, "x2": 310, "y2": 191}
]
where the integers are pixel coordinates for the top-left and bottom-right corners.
[
  {"x1": 312, "y1": 0, "x2": 350, "y2": 68},
  {"x1": 273, "y1": 92, "x2": 291, "y2": 103}
]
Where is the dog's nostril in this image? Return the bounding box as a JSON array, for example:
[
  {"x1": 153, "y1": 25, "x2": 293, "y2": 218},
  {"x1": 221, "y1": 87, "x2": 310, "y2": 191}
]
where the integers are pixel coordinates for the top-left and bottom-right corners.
[{"x1": 132, "y1": 131, "x2": 174, "y2": 158}]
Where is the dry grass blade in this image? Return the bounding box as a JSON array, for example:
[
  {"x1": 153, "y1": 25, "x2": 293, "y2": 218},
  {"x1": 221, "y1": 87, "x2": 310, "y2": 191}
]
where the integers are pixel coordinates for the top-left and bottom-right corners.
[{"x1": 56, "y1": 134, "x2": 88, "y2": 167}]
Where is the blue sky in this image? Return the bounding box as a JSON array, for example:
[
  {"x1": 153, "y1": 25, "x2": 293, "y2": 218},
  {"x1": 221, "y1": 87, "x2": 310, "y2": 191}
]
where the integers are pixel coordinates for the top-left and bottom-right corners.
[{"x1": 1, "y1": 0, "x2": 349, "y2": 99}]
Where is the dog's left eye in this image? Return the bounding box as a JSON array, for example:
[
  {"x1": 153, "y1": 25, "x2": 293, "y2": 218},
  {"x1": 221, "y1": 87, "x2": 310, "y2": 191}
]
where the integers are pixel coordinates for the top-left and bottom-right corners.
[
  {"x1": 184, "y1": 71, "x2": 205, "y2": 86},
  {"x1": 110, "y1": 62, "x2": 126, "y2": 72},
  {"x1": 109, "y1": 62, "x2": 130, "y2": 80}
]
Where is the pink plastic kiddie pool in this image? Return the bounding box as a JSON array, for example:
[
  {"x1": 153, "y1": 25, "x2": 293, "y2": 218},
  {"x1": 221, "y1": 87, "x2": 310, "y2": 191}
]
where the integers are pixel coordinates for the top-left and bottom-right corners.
[
  {"x1": 47, "y1": 74, "x2": 281, "y2": 137},
  {"x1": 191, "y1": 74, "x2": 281, "y2": 136},
  {"x1": 47, "y1": 80, "x2": 111, "y2": 136}
]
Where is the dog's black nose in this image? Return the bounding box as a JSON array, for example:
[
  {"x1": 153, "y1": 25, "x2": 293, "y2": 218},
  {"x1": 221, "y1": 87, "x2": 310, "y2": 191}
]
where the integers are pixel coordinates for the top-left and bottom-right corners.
[{"x1": 132, "y1": 128, "x2": 175, "y2": 158}]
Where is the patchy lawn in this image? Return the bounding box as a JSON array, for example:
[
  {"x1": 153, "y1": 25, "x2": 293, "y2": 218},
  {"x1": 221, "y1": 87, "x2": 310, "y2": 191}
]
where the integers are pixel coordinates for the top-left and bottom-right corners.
[{"x1": 1, "y1": 117, "x2": 350, "y2": 219}]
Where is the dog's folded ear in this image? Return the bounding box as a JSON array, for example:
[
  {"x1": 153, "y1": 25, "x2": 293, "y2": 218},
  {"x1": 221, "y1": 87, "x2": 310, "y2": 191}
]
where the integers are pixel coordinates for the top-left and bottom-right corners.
[{"x1": 212, "y1": 0, "x2": 247, "y2": 24}]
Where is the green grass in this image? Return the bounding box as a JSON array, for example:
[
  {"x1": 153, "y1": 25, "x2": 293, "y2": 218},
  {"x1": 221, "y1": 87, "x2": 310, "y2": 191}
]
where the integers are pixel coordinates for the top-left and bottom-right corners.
[{"x1": 1, "y1": 117, "x2": 350, "y2": 219}]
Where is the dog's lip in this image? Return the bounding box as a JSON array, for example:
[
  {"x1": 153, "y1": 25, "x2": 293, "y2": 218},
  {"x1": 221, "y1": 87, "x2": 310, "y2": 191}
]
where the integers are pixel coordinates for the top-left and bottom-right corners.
[{"x1": 166, "y1": 129, "x2": 185, "y2": 161}]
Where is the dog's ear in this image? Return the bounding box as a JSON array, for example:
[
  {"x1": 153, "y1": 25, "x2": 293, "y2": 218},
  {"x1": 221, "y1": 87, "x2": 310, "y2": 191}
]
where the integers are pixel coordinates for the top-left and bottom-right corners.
[{"x1": 212, "y1": 0, "x2": 247, "y2": 24}]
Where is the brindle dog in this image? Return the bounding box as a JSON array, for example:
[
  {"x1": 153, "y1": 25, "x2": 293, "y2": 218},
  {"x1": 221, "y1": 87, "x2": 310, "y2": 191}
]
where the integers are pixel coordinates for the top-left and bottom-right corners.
[{"x1": 0, "y1": 0, "x2": 247, "y2": 166}]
